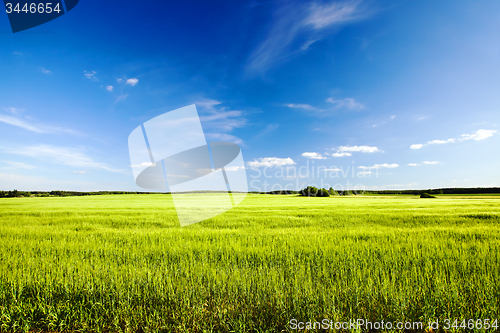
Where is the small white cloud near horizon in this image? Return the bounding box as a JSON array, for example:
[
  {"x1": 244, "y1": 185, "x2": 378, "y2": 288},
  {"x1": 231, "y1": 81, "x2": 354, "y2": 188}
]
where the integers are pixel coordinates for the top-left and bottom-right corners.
[
  {"x1": 422, "y1": 161, "x2": 440, "y2": 165},
  {"x1": 72, "y1": 170, "x2": 90, "y2": 174},
  {"x1": 337, "y1": 145, "x2": 382, "y2": 153},
  {"x1": 126, "y1": 78, "x2": 139, "y2": 86},
  {"x1": 247, "y1": 157, "x2": 296, "y2": 168},
  {"x1": 410, "y1": 129, "x2": 497, "y2": 149},
  {"x1": 408, "y1": 163, "x2": 422, "y2": 167},
  {"x1": 301, "y1": 152, "x2": 327, "y2": 159},
  {"x1": 106, "y1": 86, "x2": 113, "y2": 92},
  {"x1": 41, "y1": 67, "x2": 52, "y2": 75},
  {"x1": 358, "y1": 163, "x2": 399, "y2": 170},
  {"x1": 330, "y1": 152, "x2": 352, "y2": 157},
  {"x1": 460, "y1": 129, "x2": 497, "y2": 141}
]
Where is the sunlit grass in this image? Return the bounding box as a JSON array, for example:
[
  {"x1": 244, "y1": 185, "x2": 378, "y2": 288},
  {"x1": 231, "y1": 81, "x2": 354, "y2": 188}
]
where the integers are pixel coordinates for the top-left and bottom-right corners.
[{"x1": 0, "y1": 194, "x2": 499, "y2": 332}]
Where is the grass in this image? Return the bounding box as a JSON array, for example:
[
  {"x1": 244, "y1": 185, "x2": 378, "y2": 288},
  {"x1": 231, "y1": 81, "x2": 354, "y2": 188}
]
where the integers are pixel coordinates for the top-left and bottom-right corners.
[{"x1": 0, "y1": 194, "x2": 499, "y2": 332}]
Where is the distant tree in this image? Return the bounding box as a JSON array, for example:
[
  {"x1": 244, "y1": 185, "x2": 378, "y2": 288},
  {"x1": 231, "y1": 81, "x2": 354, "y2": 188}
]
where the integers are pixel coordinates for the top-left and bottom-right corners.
[
  {"x1": 329, "y1": 187, "x2": 339, "y2": 196},
  {"x1": 300, "y1": 186, "x2": 330, "y2": 197},
  {"x1": 420, "y1": 193, "x2": 436, "y2": 198}
]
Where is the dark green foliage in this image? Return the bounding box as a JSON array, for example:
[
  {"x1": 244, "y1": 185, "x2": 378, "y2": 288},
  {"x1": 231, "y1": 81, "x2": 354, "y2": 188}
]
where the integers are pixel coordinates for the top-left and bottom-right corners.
[
  {"x1": 329, "y1": 187, "x2": 339, "y2": 196},
  {"x1": 420, "y1": 193, "x2": 436, "y2": 198},
  {"x1": 299, "y1": 186, "x2": 330, "y2": 197}
]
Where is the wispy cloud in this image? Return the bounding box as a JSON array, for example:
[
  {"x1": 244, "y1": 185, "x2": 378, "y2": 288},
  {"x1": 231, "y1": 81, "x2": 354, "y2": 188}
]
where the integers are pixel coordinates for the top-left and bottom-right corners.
[
  {"x1": 301, "y1": 152, "x2": 327, "y2": 159},
  {"x1": 196, "y1": 99, "x2": 247, "y2": 133},
  {"x1": 84, "y1": 70, "x2": 98, "y2": 81},
  {"x1": 72, "y1": 170, "x2": 90, "y2": 174},
  {"x1": 126, "y1": 78, "x2": 139, "y2": 86},
  {"x1": 285, "y1": 96, "x2": 364, "y2": 113},
  {"x1": 13, "y1": 52, "x2": 22, "y2": 56},
  {"x1": 41, "y1": 67, "x2": 52, "y2": 75},
  {"x1": 116, "y1": 94, "x2": 128, "y2": 102},
  {"x1": 246, "y1": 0, "x2": 367, "y2": 75},
  {"x1": 205, "y1": 133, "x2": 243, "y2": 145},
  {"x1": 1, "y1": 161, "x2": 36, "y2": 169},
  {"x1": 106, "y1": 85, "x2": 113, "y2": 92},
  {"x1": 358, "y1": 163, "x2": 398, "y2": 170},
  {"x1": 4, "y1": 107, "x2": 22, "y2": 115},
  {"x1": 410, "y1": 129, "x2": 497, "y2": 149},
  {"x1": 2, "y1": 144, "x2": 125, "y2": 174},
  {"x1": 0, "y1": 113, "x2": 78, "y2": 135},
  {"x1": 326, "y1": 97, "x2": 364, "y2": 110},
  {"x1": 408, "y1": 163, "x2": 422, "y2": 167},
  {"x1": 285, "y1": 103, "x2": 318, "y2": 111},
  {"x1": 247, "y1": 157, "x2": 295, "y2": 168},
  {"x1": 422, "y1": 161, "x2": 440, "y2": 165}
]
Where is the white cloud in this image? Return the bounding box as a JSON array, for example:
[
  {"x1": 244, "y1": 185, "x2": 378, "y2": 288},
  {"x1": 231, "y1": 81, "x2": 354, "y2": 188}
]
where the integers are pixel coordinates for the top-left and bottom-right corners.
[
  {"x1": 390, "y1": 115, "x2": 396, "y2": 119},
  {"x1": 357, "y1": 171, "x2": 372, "y2": 176},
  {"x1": 117, "y1": 78, "x2": 123, "y2": 83},
  {"x1": 322, "y1": 168, "x2": 342, "y2": 172},
  {"x1": 247, "y1": 157, "x2": 295, "y2": 168},
  {"x1": 41, "y1": 67, "x2": 52, "y2": 75},
  {"x1": 358, "y1": 163, "x2": 399, "y2": 170},
  {"x1": 72, "y1": 170, "x2": 90, "y2": 174},
  {"x1": 330, "y1": 152, "x2": 352, "y2": 157},
  {"x1": 130, "y1": 162, "x2": 155, "y2": 168},
  {"x1": 0, "y1": 114, "x2": 78, "y2": 134},
  {"x1": 460, "y1": 129, "x2": 497, "y2": 141},
  {"x1": 301, "y1": 152, "x2": 327, "y2": 159},
  {"x1": 411, "y1": 129, "x2": 496, "y2": 150},
  {"x1": 106, "y1": 86, "x2": 113, "y2": 92},
  {"x1": 408, "y1": 163, "x2": 422, "y2": 167},
  {"x1": 246, "y1": 0, "x2": 365, "y2": 75},
  {"x1": 2, "y1": 144, "x2": 125, "y2": 174},
  {"x1": 13, "y1": 52, "x2": 22, "y2": 56},
  {"x1": 326, "y1": 97, "x2": 364, "y2": 110},
  {"x1": 336, "y1": 145, "x2": 382, "y2": 153},
  {"x1": 422, "y1": 161, "x2": 440, "y2": 165},
  {"x1": 126, "y1": 78, "x2": 139, "y2": 86},
  {"x1": 427, "y1": 139, "x2": 455, "y2": 144},
  {"x1": 84, "y1": 71, "x2": 97, "y2": 80}
]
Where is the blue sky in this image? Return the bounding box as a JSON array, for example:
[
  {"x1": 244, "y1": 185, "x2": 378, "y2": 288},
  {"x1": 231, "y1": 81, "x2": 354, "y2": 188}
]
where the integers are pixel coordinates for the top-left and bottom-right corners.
[{"x1": 1, "y1": 0, "x2": 499, "y2": 191}]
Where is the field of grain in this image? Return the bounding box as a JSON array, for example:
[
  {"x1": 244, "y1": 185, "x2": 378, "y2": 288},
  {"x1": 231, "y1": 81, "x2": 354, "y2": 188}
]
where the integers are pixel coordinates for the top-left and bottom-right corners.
[{"x1": 0, "y1": 194, "x2": 499, "y2": 332}]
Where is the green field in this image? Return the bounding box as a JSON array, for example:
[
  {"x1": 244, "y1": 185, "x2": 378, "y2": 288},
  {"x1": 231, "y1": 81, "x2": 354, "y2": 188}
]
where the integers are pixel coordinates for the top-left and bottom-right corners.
[{"x1": 0, "y1": 194, "x2": 499, "y2": 332}]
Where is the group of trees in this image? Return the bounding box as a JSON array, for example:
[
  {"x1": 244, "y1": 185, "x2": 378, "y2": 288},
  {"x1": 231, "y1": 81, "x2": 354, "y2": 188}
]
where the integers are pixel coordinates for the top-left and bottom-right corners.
[{"x1": 0, "y1": 190, "x2": 162, "y2": 198}]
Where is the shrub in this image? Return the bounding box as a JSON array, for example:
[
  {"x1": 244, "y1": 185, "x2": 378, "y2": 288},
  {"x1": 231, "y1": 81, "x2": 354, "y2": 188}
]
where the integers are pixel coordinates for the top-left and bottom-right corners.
[{"x1": 420, "y1": 193, "x2": 436, "y2": 198}]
